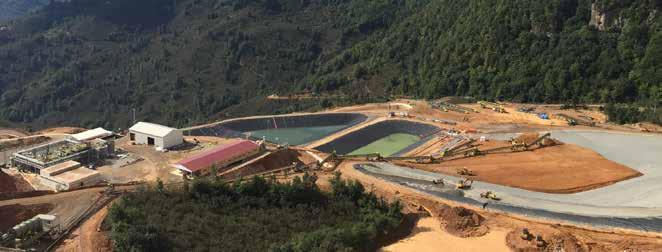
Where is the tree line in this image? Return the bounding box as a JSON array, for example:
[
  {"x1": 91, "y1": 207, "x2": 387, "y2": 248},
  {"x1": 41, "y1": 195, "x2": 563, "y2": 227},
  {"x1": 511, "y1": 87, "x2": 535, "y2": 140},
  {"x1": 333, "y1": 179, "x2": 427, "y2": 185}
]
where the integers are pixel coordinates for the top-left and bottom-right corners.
[{"x1": 107, "y1": 173, "x2": 403, "y2": 251}]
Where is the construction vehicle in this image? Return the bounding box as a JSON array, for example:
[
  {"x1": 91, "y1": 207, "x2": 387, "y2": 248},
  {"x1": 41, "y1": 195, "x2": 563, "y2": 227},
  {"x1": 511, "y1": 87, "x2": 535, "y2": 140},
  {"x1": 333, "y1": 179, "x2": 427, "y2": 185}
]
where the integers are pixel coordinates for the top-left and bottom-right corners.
[
  {"x1": 432, "y1": 178, "x2": 444, "y2": 185},
  {"x1": 478, "y1": 101, "x2": 506, "y2": 113},
  {"x1": 456, "y1": 178, "x2": 473, "y2": 190},
  {"x1": 438, "y1": 138, "x2": 476, "y2": 158},
  {"x1": 461, "y1": 147, "x2": 482, "y2": 157},
  {"x1": 517, "y1": 106, "x2": 535, "y2": 113},
  {"x1": 525, "y1": 132, "x2": 552, "y2": 148},
  {"x1": 555, "y1": 113, "x2": 595, "y2": 127},
  {"x1": 536, "y1": 235, "x2": 547, "y2": 248},
  {"x1": 480, "y1": 191, "x2": 501, "y2": 201},
  {"x1": 456, "y1": 167, "x2": 475, "y2": 176},
  {"x1": 430, "y1": 100, "x2": 477, "y2": 114},
  {"x1": 521, "y1": 228, "x2": 533, "y2": 241}
]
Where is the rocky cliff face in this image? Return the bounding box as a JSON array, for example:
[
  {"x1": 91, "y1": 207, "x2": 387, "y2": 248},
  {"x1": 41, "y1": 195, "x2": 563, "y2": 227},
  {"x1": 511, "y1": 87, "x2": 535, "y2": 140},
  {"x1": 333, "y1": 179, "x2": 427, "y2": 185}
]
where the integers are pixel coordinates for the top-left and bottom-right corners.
[{"x1": 589, "y1": 1, "x2": 625, "y2": 32}]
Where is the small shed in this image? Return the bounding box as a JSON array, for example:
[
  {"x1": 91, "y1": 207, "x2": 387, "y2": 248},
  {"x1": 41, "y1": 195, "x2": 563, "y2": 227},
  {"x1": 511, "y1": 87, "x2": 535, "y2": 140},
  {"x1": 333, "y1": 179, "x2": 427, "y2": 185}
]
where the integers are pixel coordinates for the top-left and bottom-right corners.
[{"x1": 129, "y1": 122, "x2": 183, "y2": 150}]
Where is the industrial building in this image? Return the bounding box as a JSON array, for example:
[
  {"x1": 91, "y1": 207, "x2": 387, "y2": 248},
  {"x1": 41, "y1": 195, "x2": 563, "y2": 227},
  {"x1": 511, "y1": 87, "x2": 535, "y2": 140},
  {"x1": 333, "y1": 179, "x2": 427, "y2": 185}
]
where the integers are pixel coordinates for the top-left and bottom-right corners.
[
  {"x1": 39, "y1": 160, "x2": 101, "y2": 191},
  {"x1": 69, "y1": 127, "x2": 113, "y2": 141},
  {"x1": 11, "y1": 139, "x2": 113, "y2": 173},
  {"x1": 129, "y1": 122, "x2": 183, "y2": 150},
  {"x1": 174, "y1": 140, "x2": 261, "y2": 176}
]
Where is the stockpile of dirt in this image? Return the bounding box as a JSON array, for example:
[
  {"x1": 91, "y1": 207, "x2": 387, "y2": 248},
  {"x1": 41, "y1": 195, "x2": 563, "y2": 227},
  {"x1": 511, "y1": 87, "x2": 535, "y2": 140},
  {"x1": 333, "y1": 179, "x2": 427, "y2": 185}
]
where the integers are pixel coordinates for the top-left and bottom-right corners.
[
  {"x1": 0, "y1": 203, "x2": 54, "y2": 231},
  {"x1": 431, "y1": 205, "x2": 488, "y2": 238},
  {"x1": 0, "y1": 170, "x2": 33, "y2": 194},
  {"x1": 514, "y1": 133, "x2": 561, "y2": 147},
  {"x1": 506, "y1": 229, "x2": 586, "y2": 252}
]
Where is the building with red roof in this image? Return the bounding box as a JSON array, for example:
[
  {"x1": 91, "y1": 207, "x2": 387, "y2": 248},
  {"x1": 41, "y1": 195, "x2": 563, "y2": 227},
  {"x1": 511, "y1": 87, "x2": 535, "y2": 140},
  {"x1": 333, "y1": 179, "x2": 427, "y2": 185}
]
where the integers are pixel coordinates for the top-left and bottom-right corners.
[{"x1": 174, "y1": 140, "x2": 261, "y2": 176}]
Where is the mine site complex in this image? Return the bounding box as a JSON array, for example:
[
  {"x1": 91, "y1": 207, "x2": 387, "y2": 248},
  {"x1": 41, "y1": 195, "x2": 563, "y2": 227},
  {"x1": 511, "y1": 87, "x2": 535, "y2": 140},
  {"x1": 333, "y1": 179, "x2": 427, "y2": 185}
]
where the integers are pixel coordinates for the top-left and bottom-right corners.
[{"x1": 2, "y1": 98, "x2": 662, "y2": 251}]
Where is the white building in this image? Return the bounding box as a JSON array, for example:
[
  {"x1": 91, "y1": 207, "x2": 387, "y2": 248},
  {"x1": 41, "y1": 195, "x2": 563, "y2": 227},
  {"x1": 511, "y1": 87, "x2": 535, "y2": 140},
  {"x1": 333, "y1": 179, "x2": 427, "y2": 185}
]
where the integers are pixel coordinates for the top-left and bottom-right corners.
[
  {"x1": 129, "y1": 122, "x2": 183, "y2": 150},
  {"x1": 69, "y1": 127, "x2": 113, "y2": 141}
]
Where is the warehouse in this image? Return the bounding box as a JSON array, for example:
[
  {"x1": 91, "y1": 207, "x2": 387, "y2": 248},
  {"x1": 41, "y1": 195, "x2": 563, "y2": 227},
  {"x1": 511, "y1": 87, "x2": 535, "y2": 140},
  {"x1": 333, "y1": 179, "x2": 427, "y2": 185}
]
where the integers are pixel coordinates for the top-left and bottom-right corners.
[
  {"x1": 174, "y1": 140, "x2": 261, "y2": 177},
  {"x1": 129, "y1": 122, "x2": 183, "y2": 150}
]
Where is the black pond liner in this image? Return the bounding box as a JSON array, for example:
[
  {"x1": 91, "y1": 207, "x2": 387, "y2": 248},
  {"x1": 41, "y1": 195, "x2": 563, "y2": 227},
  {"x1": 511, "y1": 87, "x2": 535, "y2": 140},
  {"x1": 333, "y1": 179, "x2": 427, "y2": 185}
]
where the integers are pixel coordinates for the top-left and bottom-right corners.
[
  {"x1": 314, "y1": 120, "x2": 440, "y2": 156},
  {"x1": 184, "y1": 113, "x2": 367, "y2": 144},
  {"x1": 354, "y1": 164, "x2": 662, "y2": 233}
]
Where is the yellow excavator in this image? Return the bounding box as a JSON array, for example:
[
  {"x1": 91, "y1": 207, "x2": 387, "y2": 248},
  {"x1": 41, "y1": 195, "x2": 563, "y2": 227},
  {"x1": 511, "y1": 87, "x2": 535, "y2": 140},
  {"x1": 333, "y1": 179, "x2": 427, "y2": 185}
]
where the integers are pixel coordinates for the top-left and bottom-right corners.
[{"x1": 480, "y1": 191, "x2": 501, "y2": 201}]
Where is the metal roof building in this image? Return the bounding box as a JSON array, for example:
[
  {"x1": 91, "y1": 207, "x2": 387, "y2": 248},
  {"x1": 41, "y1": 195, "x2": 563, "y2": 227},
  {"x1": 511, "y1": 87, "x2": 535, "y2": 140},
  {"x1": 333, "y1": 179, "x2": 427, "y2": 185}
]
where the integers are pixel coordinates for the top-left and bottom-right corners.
[
  {"x1": 129, "y1": 122, "x2": 183, "y2": 150},
  {"x1": 70, "y1": 127, "x2": 113, "y2": 141},
  {"x1": 174, "y1": 140, "x2": 260, "y2": 176}
]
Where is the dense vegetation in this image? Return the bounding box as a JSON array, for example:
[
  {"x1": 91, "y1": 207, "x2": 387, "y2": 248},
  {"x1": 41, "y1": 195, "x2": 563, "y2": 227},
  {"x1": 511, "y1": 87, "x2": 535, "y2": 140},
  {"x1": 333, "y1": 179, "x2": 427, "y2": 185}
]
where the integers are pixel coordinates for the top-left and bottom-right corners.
[
  {"x1": 0, "y1": 0, "x2": 48, "y2": 21},
  {"x1": 0, "y1": 0, "x2": 660, "y2": 129},
  {"x1": 107, "y1": 173, "x2": 403, "y2": 251}
]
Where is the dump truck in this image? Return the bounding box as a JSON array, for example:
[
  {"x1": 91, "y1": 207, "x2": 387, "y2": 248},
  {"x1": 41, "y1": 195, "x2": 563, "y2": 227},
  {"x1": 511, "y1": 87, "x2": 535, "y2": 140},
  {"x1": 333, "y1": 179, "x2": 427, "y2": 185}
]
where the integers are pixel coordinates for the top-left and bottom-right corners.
[{"x1": 456, "y1": 178, "x2": 473, "y2": 190}]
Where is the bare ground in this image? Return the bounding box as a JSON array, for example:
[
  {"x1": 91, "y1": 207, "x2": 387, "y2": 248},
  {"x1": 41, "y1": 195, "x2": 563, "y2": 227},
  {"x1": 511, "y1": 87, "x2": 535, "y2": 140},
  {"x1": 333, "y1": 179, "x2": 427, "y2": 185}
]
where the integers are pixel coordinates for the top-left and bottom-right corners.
[
  {"x1": 333, "y1": 161, "x2": 662, "y2": 251},
  {"x1": 397, "y1": 142, "x2": 641, "y2": 194},
  {"x1": 0, "y1": 169, "x2": 34, "y2": 194},
  {"x1": 0, "y1": 203, "x2": 53, "y2": 231}
]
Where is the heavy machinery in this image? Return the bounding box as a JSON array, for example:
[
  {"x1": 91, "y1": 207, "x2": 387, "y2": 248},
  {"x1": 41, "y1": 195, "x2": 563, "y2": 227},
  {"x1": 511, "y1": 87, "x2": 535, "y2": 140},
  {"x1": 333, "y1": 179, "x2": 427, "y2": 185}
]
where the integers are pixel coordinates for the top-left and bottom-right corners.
[
  {"x1": 555, "y1": 113, "x2": 595, "y2": 127},
  {"x1": 536, "y1": 235, "x2": 547, "y2": 248},
  {"x1": 521, "y1": 228, "x2": 533, "y2": 241},
  {"x1": 461, "y1": 147, "x2": 482, "y2": 157},
  {"x1": 478, "y1": 101, "x2": 506, "y2": 113},
  {"x1": 438, "y1": 138, "x2": 476, "y2": 158},
  {"x1": 525, "y1": 132, "x2": 552, "y2": 148},
  {"x1": 430, "y1": 100, "x2": 477, "y2": 114},
  {"x1": 480, "y1": 191, "x2": 501, "y2": 201},
  {"x1": 456, "y1": 167, "x2": 475, "y2": 176},
  {"x1": 432, "y1": 178, "x2": 444, "y2": 185},
  {"x1": 456, "y1": 178, "x2": 473, "y2": 189}
]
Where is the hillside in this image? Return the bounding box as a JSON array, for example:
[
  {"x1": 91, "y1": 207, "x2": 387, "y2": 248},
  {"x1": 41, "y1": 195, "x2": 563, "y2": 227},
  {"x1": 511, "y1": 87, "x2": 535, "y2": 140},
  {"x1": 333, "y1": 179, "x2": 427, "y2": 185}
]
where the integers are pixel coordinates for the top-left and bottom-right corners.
[
  {"x1": 0, "y1": 0, "x2": 660, "y2": 129},
  {"x1": 0, "y1": 0, "x2": 49, "y2": 21}
]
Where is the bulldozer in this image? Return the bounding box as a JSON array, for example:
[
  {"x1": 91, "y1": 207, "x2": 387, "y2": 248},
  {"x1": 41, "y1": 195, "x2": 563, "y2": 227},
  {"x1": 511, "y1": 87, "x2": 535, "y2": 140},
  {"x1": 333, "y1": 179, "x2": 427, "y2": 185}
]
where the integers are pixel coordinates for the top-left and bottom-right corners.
[
  {"x1": 456, "y1": 178, "x2": 473, "y2": 190},
  {"x1": 456, "y1": 167, "x2": 475, "y2": 176},
  {"x1": 480, "y1": 191, "x2": 501, "y2": 201}
]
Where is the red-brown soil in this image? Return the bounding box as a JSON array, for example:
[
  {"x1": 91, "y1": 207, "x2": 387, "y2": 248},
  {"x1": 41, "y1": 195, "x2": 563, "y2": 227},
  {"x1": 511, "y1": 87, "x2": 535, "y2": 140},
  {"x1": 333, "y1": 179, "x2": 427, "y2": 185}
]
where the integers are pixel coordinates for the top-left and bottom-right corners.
[
  {"x1": 430, "y1": 205, "x2": 489, "y2": 238},
  {"x1": 0, "y1": 170, "x2": 33, "y2": 194},
  {"x1": 398, "y1": 142, "x2": 641, "y2": 194},
  {"x1": 0, "y1": 203, "x2": 53, "y2": 231}
]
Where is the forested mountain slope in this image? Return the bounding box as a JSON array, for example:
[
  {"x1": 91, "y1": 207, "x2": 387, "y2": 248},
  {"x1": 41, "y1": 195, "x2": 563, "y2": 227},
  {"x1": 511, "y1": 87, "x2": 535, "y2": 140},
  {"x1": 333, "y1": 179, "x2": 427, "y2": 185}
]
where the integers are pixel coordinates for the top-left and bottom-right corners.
[
  {"x1": 0, "y1": 0, "x2": 49, "y2": 21},
  {"x1": 0, "y1": 0, "x2": 660, "y2": 129}
]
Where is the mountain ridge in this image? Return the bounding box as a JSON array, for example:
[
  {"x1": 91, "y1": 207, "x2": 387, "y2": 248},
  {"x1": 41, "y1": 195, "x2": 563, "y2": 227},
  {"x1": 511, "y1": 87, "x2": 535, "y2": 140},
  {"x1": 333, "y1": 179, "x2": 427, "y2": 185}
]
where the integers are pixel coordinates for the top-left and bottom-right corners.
[{"x1": 0, "y1": 0, "x2": 660, "y2": 129}]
